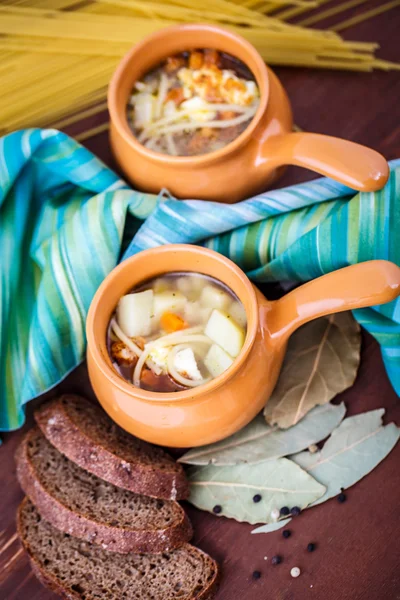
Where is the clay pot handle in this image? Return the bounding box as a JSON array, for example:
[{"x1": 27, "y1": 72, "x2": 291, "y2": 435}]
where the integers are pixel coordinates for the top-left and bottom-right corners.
[
  {"x1": 264, "y1": 260, "x2": 400, "y2": 341},
  {"x1": 262, "y1": 132, "x2": 389, "y2": 192}
]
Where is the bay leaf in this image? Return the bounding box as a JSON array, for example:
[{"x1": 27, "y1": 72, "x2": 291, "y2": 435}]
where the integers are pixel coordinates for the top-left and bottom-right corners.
[
  {"x1": 290, "y1": 409, "x2": 400, "y2": 505},
  {"x1": 251, "y1": 518, "x2": 292, "y2": 535},
  {"x1": 179, "y1": 402, "x2": 345, "y2": 466},
  {"x1": 264, "y1": 312, "x2": 361, "y2": 429},
  {"x1": 187, "y1": 458, "x2": 326, "y2": 525}
]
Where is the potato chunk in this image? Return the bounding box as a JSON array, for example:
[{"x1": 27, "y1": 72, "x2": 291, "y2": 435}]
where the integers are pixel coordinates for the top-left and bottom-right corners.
[
  {"x1": 204, "y1": 309, "x2": 245, "y2": 357},
  {"x1": 204, "y1": 344, "x2": 234, "y2": 378},
  {"x1": 184, "y1": 301, "x2": 212, "y2": 325},
  {"x1": 228, "y1": 300, "x2": 247, "y2": 328},
  {"x1": 153, "y1": 291, "x2": 186, "y2": 320},
  {"x1": 200, "y1": 285, "x2": 231, "y2": 311},
  {"x1": 176, "y1": 275, "x2": 207, "y2": 298},
  {"x1": 117, "y1": 290, "x2": 153, "y2": 337}
]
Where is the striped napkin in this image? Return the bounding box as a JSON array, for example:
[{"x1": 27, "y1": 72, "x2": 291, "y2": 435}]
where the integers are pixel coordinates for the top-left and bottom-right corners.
[{"x1": 1, "y1": 128, "x2": 399, "y2": 431}]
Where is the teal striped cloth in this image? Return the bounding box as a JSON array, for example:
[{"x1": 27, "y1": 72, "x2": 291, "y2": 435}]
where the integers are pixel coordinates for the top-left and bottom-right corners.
[{"x1": 1, "y1": 128, "x2": 399, "y2": 431}]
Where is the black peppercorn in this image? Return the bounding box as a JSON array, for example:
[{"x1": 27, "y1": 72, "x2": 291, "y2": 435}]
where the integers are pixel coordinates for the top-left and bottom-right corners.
[
  {"x1": 337, "y1": 493, "x2": 346, "y2": 503},
  {"x1": 252, "y1": 570, "x2": 262, "y2": 580},
  {"x1": 282, "y1": 530, "x2": 291, "y2": 539},
  {"x1": 307, "y1": 543, "x2": 316, "y2": 552},
  {"x1": 280, "y1": 506, "x2": 290, "y2": 516},
  {"x1": 253, "y1": 494, "x2": 262, "y2": 503},
  {"x1": 291, "y1": 506, "x2": 301, "y2": 516},
  {"x1": 271, "y1": 555, "x2": 282, "y2": 565},
  {"x1": 213, "y1": 505, "x2": 222, "y2": 514}
]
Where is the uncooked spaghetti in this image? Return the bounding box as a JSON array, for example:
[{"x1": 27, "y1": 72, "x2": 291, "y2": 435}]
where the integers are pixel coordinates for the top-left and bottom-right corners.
[{"x1": 0, "y1": 0, "x2": 397, "y2": 134}]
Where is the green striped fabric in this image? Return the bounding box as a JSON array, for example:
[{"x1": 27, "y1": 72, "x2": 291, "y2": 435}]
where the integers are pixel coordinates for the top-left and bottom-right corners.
[{"x1": 1, "y1": 128, "x2": 399, "y2": 431}]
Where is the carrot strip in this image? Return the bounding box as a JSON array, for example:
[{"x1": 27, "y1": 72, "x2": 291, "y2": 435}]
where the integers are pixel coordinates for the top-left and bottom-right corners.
[{"x1": 160, "y1": 312, "x2": 188, "y2": 333}]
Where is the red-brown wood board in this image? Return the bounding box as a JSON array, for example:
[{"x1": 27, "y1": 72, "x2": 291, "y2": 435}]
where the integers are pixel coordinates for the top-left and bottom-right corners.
[{"x1": 1, "y1": 5, "x2": 400, "y2": 599}]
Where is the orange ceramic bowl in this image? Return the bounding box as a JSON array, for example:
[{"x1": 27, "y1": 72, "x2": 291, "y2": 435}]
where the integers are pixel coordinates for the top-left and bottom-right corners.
[
  {"x1": 108, "y1": 23, "x2": 389, "y2": 203},
  {"x1": 86, "y1": 245, "x2": 400, "y2": 447}
]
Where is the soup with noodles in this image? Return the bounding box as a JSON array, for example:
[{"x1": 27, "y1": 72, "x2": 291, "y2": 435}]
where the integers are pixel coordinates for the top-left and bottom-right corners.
[
  {"x1": 128, "y1": 48, "x2": 260, "y2": 156},
  {"x1": 108, "y1": 272, "x2": 247, "y2": 393}
]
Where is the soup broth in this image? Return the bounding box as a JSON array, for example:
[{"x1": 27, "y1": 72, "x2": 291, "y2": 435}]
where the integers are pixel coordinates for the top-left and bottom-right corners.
[
  {"x1": 128, "y1": 49, "x2": 260, "y2": 156},
  {"x1": 108, "y1": 272, "x2": 247, "y2": 393}
]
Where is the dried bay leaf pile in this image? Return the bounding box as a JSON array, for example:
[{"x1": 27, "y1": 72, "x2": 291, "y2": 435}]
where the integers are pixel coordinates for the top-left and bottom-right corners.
[
  {"x1": 180, "y1": 403, "x2": 346, "y2": 466},
  {"x1": 187, "y1": 459, "x2": 326, "y2": 526},
  {"x1": 264, "y1": 312, "x2": 361, "y2": 429},
  {"x1": 184, "y1": 312, "x2": 400, "y2": 527},
  {"x1": 291, "y1": 409, "x2": 400, "y2": 506},
  {"x1": 252, "y1": 410, "x2": 399, "y2": 534}
]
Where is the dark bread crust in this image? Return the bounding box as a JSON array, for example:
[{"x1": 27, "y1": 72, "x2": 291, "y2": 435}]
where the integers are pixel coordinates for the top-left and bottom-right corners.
[
  {"x1": 35, "y1": 395, "x2": 189, "y2": 501},
  {"x1": 29, "y1": 559, "x2": 79, "y2": 600},
  {"x1": 189, "y1": 548, "x2": 221, "y2": 600},
  {"x1": 16, "y1": 428, "x2": 192, "y2": 554},
  {"x1": 17, "y1": 501, "x2": 80, "y2": 600},
  {"x1": 17, "y1": 498, "x2": 220, "y2": 600}
]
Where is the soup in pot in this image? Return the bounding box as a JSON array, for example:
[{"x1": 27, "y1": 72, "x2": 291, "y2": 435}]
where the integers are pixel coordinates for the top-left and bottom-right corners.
[
  {"x1": 128, "y1": 48, "x2": 260, "y2": 156},
  {"x1": 108, "y1": 272, "x2": 247, "y2": 393}
]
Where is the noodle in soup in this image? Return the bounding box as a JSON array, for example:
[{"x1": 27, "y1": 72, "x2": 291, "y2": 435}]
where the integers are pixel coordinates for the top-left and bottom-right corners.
[
  {"x1": 128, "y1": 49, "x2": 260, "y2": 156},
  {"x1": 108, "y1": 272, "x2": 247, "y2": 393}
]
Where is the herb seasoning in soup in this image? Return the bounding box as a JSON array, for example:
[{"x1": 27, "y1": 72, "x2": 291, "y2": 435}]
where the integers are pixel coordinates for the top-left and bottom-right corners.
[
  {"x1": 128, "y1": 49, "x2": 260, "y2": 156},
  {"x1": 108, "y1": 273, "x2": 247, "y2": 393}
]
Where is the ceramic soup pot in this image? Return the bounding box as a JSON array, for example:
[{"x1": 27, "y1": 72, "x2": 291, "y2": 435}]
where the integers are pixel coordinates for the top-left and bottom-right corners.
[
  {"x1": 86, "y1": 245, "x2": 400, "y2": 447},
  {"x1": 108, "y1": 23, "x2": 389, "y2": 204}
]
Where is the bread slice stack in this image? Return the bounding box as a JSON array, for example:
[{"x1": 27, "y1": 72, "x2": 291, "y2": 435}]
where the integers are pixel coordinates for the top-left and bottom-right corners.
[{"x1": 16, "y1": 395, "x2": 219, "y2": 600}]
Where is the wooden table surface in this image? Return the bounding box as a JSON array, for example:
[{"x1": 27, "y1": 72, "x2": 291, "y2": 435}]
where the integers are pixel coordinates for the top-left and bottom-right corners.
[{"x1": 1, "y1": 5, "x2": 400, "y2": 599}]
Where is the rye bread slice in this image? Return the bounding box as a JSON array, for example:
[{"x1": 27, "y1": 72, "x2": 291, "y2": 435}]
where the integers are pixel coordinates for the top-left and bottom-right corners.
[
  {"x1": 18, "y1": 499, "x2": 219, "y2": 600},
  {"x1": 16, "y1": 427, "x2": 192, "y2": 554},
  {"x1": 35, "y1": 395, "x2": 189, "y2": 501}
]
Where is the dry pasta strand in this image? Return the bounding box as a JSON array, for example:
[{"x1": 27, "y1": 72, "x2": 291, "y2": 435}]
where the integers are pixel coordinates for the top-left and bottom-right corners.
[
  {"x1": 297, "y1": 0, "x2": 370, "y2": 27},
  {"x1": 0, "y1": 0, "x2": 398, "y2": 133},
  {"x1": 333, "y1": 0, "x2": 400, "y2": 31},
  {"x1": 273, "y1": 0, "x2": 331, "y2": 21},
  {"x1": 52, "y1": 101, "x2": 108, "y2": 130},
  {"x1": 75, "y1": 122, "x2": 110, "y2": 142}
]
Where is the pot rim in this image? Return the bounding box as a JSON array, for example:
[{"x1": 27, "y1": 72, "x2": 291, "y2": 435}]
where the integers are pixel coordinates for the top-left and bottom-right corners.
[
  {"x1": 86, "y1": 244, "x2": 259, "y2": 403},
  {"x1": 108, "y1": 23, "x2": 269, "y2": 167}
]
